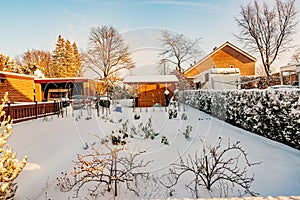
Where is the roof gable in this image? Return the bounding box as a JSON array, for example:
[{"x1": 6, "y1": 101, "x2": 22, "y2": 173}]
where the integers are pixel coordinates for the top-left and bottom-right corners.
[{"x1": 184, "y1": 41, "x2": 256, "y2": 75}]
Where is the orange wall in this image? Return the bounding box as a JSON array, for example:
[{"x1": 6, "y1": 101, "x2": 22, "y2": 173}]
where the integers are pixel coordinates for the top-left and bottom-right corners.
[
  {"x1": 0, "y1": 73, "x2": 35, "y2": 102},
  {"x1": 137, "y1": 83, "x2": 175, "y2": 107}
]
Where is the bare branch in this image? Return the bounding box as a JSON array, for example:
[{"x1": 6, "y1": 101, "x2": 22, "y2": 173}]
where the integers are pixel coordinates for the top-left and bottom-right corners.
[
  {"x1": 235, "y1": 0, "x2": 298, "y2": 76},
  {"x1": 160, "y1": 137, "x2": 261, "y2": 198}
]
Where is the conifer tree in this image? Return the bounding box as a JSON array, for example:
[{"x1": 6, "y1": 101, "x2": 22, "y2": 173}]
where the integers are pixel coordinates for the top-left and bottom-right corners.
[
  {"x1": 72, "y1": 42, "x2": 82, "y2": 77},
  {"x1": 0, "y1": 92, "x2": 27, "y2": 199},
  {"x1": 50, "y1": 35, "x2": 67, "y2": 77},
  {"x1": 49, "y1": 35, "x2": 82, "y2": 78},
  {"x1": 65, "y1": 40, "x2": 76, "y2": 77}
]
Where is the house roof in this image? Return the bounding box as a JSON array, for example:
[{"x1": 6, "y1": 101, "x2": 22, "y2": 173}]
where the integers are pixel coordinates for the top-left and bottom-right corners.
[
  {"x1": 0, "y1": 71, "x2": 35, "y2": 80},
  {"x1": 184, "y1": 41, "x2": 256, "y2": 75},
  {"x1": 123, "y1": 75, "x2": 179, "y2": 84}
]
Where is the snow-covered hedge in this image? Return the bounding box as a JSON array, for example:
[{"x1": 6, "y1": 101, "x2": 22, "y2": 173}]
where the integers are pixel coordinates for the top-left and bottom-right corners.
[{"x1": 183, "y1": 89, "x2": 300, "y2": 150}]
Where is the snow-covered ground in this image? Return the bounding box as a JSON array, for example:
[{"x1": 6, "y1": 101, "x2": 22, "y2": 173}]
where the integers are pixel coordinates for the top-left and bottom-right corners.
[{"x1": 9, "y1": 100, "x2": 300, "y2": 199}]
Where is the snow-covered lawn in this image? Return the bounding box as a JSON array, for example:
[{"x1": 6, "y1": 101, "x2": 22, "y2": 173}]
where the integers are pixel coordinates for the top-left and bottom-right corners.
[{"x1": 9, "y1": 101, "x2": 300, "y2": 199}]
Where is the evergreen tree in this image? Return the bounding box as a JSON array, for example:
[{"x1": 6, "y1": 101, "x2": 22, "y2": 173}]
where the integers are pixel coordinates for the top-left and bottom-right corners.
[
  {"x1": 49, "y1": 35, "x2": 82, "y2": 78},
  {"x1": 64, "y1": 40, "x2": 76, "y2": 77},
  {"x1": 50, "y1": 35, "x2": 67, "y2": 77},
  {"x1": 72, "y1": 42, "x2": 82, "y2": 77},
  {"x1": 0, "y1": 92, "x2": 27, "y2": 199}
]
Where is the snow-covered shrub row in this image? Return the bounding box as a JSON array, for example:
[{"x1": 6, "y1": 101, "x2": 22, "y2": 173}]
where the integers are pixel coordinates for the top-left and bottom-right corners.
[{"x1": 183, "y1": 89, "x2": 300, "y2": 150}]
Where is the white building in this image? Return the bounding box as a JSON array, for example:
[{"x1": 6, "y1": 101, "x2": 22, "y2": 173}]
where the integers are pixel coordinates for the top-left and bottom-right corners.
[
  {"x1": 194, "y1": 67, "x2": 240, "y2": 90},
  {"x1": 279, "y1": 63, "x2": 299, "y2": 86}
]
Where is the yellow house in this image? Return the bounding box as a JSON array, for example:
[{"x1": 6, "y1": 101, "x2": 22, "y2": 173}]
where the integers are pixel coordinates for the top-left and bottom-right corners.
[{"x1": 184, "y1": 41, "x2": 256, "y2": 80}]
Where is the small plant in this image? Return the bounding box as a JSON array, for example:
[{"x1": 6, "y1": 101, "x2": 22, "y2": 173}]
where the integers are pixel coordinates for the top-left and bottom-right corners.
[
  {"x1": 161, "y1": 136, "x2": 169, "y2": 145},
  {"x1": 183, "y1": 125, "x2": 192, "y2": 140},
  {"x1": 111, "y1": 130, "x2": 128, "y2": 145},
  {"x1": 122, "y1": 120, "x2": 129, "y2": 132},
  {"x1": 181, "y1": 113, "x2": 187, "y2": 120},
  {"x1": 134, "y1": 118, "x2": 160, "y2": 140}
]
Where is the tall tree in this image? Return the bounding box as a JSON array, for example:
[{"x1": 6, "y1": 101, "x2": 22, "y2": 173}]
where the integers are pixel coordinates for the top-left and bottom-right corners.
[
  {"x1": 65, "y1": 40, "x2": 76, "y2": 76},
  {"x1": 72, "y1": 42, "x2": 82, "y2": 77},
  {"x1": 15, "y1": 49, "x2": 51, "y2": 76},
  {"x1": 159, "y1": 30, "x2": 202, "y2": 73},
  {"x1": 235, "y1": 0, "x2": 298, "y2": 76},
  {"x1": 0, "y1": 52, "x2": 17, "y2": 72},
  {"x1": 83, "y1": 25, "x2": 135, "y2": 81},
  {"x1": 50, "y1": 35, "x2": 66, "y2": 77},
  {"x1": 50, "y1": 35, "x2": 82, "y2": 78}
]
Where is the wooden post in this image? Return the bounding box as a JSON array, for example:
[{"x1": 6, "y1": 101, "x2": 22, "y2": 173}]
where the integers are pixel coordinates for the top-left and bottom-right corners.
[
  {"x1": 7, "y1": 101, "x2": 11, "y2": 116},
  {"x1": 35, "y1": 101, "x2": 38, "y2": 119}
]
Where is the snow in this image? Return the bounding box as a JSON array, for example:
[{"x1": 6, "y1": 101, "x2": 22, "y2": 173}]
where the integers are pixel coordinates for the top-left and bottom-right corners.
[
  {"x1": 8, "y1": 101, "x2": 300, "y2": 199},
  {"x1": 123, "y1": 75, "x2": 179, "y2": 83}
]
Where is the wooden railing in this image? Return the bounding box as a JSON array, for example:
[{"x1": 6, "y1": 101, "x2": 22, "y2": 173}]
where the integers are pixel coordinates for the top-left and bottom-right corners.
[{"x1": 2, "y1": 101, "x2": 60, "y2": 123}]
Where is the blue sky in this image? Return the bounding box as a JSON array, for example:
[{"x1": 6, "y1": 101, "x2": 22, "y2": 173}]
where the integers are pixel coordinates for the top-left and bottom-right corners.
[{"x1": 1, "y1": 0, "x2": 300, "y2": 72}]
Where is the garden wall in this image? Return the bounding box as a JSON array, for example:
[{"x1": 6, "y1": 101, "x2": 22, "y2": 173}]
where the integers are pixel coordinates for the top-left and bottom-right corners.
[{"x1": 183, "y1": 89, "x2": 300, "y2": 150}]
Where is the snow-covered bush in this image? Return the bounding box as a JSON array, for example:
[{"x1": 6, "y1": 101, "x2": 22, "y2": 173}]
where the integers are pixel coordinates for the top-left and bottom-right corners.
[
  {"x1": 0, "y1": 92, "x2": 27, "y2": 199},
  {"x1": 184, "y1": 89, "x2": 300, "y2": 150}
]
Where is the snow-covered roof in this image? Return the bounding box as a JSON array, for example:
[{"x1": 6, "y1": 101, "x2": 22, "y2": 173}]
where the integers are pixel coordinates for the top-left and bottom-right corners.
[
  {"x1": 34, "y1": 77, "x2": 89, "y2": 83},
  {"x1": 280, "y1": 63, "x2": 298, "y2": 72},
  {"x1": 0, "y1": 71, "x2": 35, "y2": 79},
  {"x1": 123, "y1": 75, "x2": 179, "y2": 84}
]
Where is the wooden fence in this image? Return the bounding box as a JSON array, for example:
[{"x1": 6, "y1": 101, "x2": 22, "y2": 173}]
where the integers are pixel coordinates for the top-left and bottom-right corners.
[{"x1": 2, "y1": 101, "x2": 60, "y2": 123}]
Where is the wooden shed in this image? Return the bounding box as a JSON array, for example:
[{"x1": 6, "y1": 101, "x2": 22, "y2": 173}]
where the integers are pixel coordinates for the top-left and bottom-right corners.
[{"x1": 123, "y1": 75, "x2": 179, "y2": 107}]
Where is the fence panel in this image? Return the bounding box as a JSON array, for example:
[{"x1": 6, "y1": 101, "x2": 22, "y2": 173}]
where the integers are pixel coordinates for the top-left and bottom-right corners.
[{"x1": 1, "y1": 102, "x2": 59, "y2": 123}]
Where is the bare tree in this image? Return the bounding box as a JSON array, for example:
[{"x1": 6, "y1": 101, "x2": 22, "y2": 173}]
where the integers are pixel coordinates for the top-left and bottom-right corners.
[
  {"x1": 235, "y1": 0, "x2": 298, "y2": 76},
  {"x1": 83, "y1": 25, "x2": 135, "y2": 81},
  {"x1": 15, "y1": 49, "x2": 51, "y2": 76},
  {"x1": 160, "y1": 138, "x2": 261, "y2": 198},
  {"x1": 291, "y1": 47, "x2": 300, "y2": 63},
  {"x1": 57, "y1": 140, "x2": 151, "y2": 198},
  {"x1": 159, "y1": 30, "x2": 202, "y2": 73}
]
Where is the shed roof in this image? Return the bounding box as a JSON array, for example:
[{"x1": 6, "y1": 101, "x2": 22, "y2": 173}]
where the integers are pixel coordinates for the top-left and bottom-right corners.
[
  {"x1": 34, "y1": 77, "x2": 89, "y2": 84},
  {"x1": 123, "y1": 75, "x2": 179, "y2": 84}
]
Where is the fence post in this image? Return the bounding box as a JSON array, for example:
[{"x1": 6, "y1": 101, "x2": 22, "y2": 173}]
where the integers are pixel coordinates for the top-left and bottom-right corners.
[
  {"x1": 7, "y1": 101, "x2": 11, "y2": 116},
  {"x1": 54, "y1": 100, "x2": 59, "y2": 117},
  {"x1": 35, "y1": 101, "x2": 38, "y2": 119}
]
